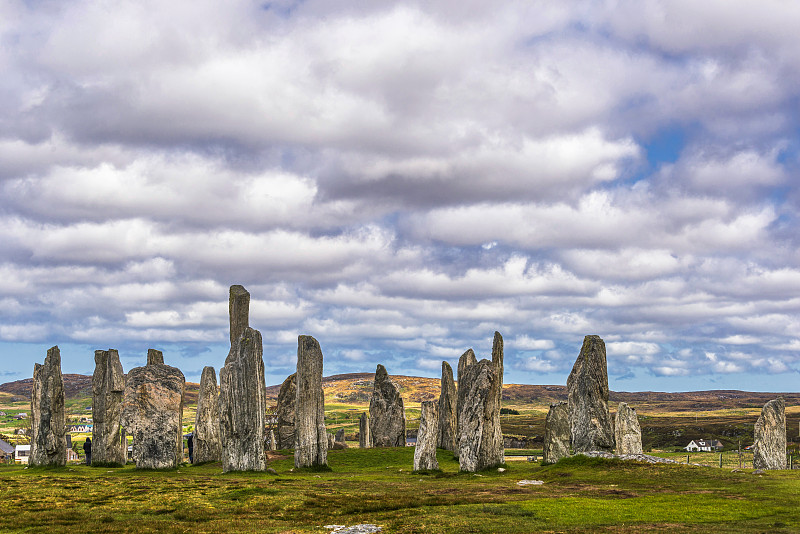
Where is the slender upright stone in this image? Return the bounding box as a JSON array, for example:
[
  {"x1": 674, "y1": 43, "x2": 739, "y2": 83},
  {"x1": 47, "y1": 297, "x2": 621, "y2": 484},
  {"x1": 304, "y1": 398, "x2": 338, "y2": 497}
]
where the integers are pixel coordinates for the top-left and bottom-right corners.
[
  {"x1": 219, "y1": 327, "x2": 267, "y2": 472},
  {"x1": 30, "y1": 346, "x2": 67, "y2": 467},
  {"x1": 567, "y1": 335, "x2": 614, "y2": 453},
  {"x1": 414, "y1": 400, "x2": 439, "y2": 471},
  {"x1": 457, "y1": 358, "x2": 504, "y2": 472},
  {"x1": 543, "y1": 401, "x2": 570, "y2": 464},
  {"x1": 492, "y1": 331, "x2": 504, "y2": 395},
  {"x1": 194, "y1": 366, "x2": 221, "y2": 464},
  {"x1": 294, "y1": 335, "x2": 327, "y2": 468},
  {"x1": 229, "y1": 285, "x2": 250, "y2": 345},
  {"x1": 275, "y1": 373, "x2": 297, "y2": 449},
  {"x1": 121, "y1": 350, "x2": 185, "y2": 469},
  {"x1": 359, "y1": 412, "x2": 370, "y2": 448},
  {"x1": 327, "y1": 433, "x2": 335, "y2": 449},
  {"x1": 753, "y1": 397, "x2": 787, "y2": 470},
  {"x1": 614, "y1": 403, "x2": 643, "y2": 455},
  {"x1": 369, "y1": 364, "x2": 406, "y2": 447},
  {"x1": 268, "y1": 430, "x2": 277, "y2": 451},
  {"x1": 456, "y1": 348, "x2": 477, "y2": 444},
  {"x1": 437, "y1": 361, "x2": 457, "y2": 451},
  {"x1": 92, "y1": 349, "x2": 126, "y2": 465}
]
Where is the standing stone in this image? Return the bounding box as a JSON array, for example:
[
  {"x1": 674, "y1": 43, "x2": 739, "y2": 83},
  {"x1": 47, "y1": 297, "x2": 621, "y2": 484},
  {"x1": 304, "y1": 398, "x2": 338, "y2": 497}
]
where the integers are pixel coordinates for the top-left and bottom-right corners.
[
  {"x1": 219, "y1": 327, "x2": 267, "y2": 472},
  {"x1": 753, "y1": 397, "x2": 787, "y2": 470},
  {"x1": 614, "y1": 403, "x2": 643, "y2": 455},
  {"x1": 458, "y1": 358, "x2": 504, "y2": 472},
  {"x1": 229, "y1": 285, "x2": 250, "y2": 345},
  {"x1": 543, "y1": 401, "x2": 570, "y2": 464},
  {"x1": 327, "y1": 433, "x2": 335, "y2": 449},
  {"x1": 92, "y1": 349, "x2": 126, "y2": 465},
  {"x1": 121, "y1": 350, "x2": 185, "y2": 469},
  {"x1": 335, "y1": 428, "x2": 345, "y2": 444},
  {"x1": 492, "y1": 331, "x2": 504, "y2": 396},
  {"x1": 268, "y1": 430, "x2": 277, "y2": 452},
  {"x1": 369, "y1": 364, "x2": 406, "y2": 447},
  {"x1": 359, "y1": 412, "x2": 370, "y2": 448},
  {"x1": 294, "y1": 335, "x2": 328, "y2": 468},
  {"x1": 194, "y1": 366, "x2": 221, "y2": 464},
  {"x1": 30, "y1": 346, "x2": 67, "y2": 467},
  {"x1": 437, "y1": 361, "x2": 457, "y2": 452},
  {"x1": 567, "y1": 335, "x2": 614, "y2": 453},
  {"x1": 275, "y1": 373, "x2": 297, "y2": 449},
  {"x1": 414, "y1": 400, "x2": 439, "y2": 471},
  {"x1": 456, "y1": 348, "x2": 477, "y2": 445}
]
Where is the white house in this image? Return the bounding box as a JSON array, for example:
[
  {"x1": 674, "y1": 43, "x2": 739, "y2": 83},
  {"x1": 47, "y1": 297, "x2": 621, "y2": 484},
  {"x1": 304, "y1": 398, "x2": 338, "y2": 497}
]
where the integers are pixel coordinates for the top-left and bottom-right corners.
[
  {"x1": 684, "y1": 439, "x2": 723, "y2": 452},
  {"x1": 14, "y1": 444, "x2": 30, "y2": 464}
]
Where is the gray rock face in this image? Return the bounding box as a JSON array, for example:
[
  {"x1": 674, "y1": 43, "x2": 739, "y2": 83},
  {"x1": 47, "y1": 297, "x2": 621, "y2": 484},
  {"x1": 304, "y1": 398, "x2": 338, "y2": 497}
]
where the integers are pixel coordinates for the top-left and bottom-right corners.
[
  {"x1": 294, "y1": 335, "x2": 328, "y2": 468},
  {"x1": 30, "y1": 346, "x2": 67, "y2": 467},
  {"x1": 359, "y1": 412, "x2": 370, "y2": 448},
  {"x1": 753, "y1": 397, "x2": 787, "y2": 470},
  {"x1": 614, "y1": 402, "x2": 643, "y2": 455},
  {"x1": 276, "y1": 373, "x2": 297, "y2": 449},
  {"x1": 457, "y1": 359, "x2": 504, "y2": 472},
  {"x1": 414, "y1": 400, "x2": 439, "y2": 471},
  {"x1": 194, "y1": 366, "x2": 221, "y2": 464},
  {"x1": 543, "y1": 401, "x2": 570, "y2": 464},
  {"x1": 369, "y1": 364, "x2": 406, "y2": 447},
  {"x1": 456, "y1": 348, "x2": 477, "y2": 444},
  {"x1": 92, "y1": 349, "x2": 126, "y2": 465},
  {"x1": 229, "y1": 285, "x2": 250, "y2": 345},
  {"x1": 121, "y1": 351, "x2": 185, "y2": 469},
  {"x1": 219, "y1": 326, "x2": 267, "y2": 472},
  {"x1": 437, "y1": 361, "x2": 457, "y2": 452},
  {"x1": 567, "y1": 335, "x2": 614, "y2": 453}
]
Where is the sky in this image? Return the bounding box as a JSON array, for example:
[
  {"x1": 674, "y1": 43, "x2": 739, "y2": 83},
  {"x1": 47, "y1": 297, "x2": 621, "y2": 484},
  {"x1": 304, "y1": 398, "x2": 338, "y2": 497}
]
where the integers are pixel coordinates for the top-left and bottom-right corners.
[{"x1": 1, "y1": 0, "x2": 799, "y2": 393}]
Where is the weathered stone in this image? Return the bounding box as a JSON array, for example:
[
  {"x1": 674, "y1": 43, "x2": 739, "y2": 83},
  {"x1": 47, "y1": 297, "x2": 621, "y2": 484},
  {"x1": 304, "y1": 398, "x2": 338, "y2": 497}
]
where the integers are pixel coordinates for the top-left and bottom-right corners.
[
  {"x1": 492, "y1": 331, "x2": 503, "y2": 395},
  {"x1": 275, "y1": 373, "x2": 297, "y2": 449},
  {"x1": 268, "y1": 430, "x2": 277, "y2": 451},
  {"x1": 414, "y1": 400, "x2": 439, "y2": 471},
  {"x1": 567, "y1": 335, "x2": 614, "y2": 453},
  {"x1": 294, "y1": 335, "x2": 328, "y2": 468},
  {"x1": 219, "y1": 327, "x2": 267, "y2": 472},
  {"x1": 147, "y1": 348, "x2": 164, "y2": 366},
  {"x1": 335, "y1": 428, "x2": 345, "y2": 444},
  {"x1": 229, "y1": 285, "x2": 250, "y2": 345},
  {"x1": 30, "y1": 346, "x2": 67, "y2": 467},
  {"x1": 614, "y1": 402, "x2": 643, "y2": 455},
  {"x1": 753, "y1": 397, "x2": 787, "y2": 470},
  {"x1": 121, "y1": 351, "x2": 185, "y2": 469},
  {"x1": 193, "y1": 366, "x2": 221, "y2": 464},
  {"x1": 91, "y1": 349, "x2": 126, "y2": 465},
  {"x1": 543, "y1": 401, "x2": 570, "y2": 464},
  {"x1": 437, "y1": 361, "x2": 457, "y2": 452},
  {"x1": 369, "y1": 365, "x2": 406, "y2": 447},
  {"x1": 457, "y1": 359, "x2": 504, "y2": 472},
  {"x1": 359, "y1": 412, "x2": 370, "y2": 448},
  {"x1": 327, "y1": 433, "x2": 335, "y2": 449},
  {"x1": 455, "y1": 348, "x2": 477, "y2": 445}
]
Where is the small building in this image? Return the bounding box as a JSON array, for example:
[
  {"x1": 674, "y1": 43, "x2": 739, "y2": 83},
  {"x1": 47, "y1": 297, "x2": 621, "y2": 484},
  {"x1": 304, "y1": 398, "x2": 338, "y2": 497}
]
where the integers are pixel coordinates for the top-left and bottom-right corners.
[
  {"x1": 0, "y1": 439, "x2": 14, "y2": 463},
  {"x1": 14, "y1": 413, "x2": 27, "y2": 420},
  {"x1": 684, "y1": 439, "x2": 723, "y2": 452},
  {"x1": 68, "y1": 424, "x2": 93, "y2": 433},
  {"x1": 14, "y1": 444, "x2": 30, "y2": 464}
]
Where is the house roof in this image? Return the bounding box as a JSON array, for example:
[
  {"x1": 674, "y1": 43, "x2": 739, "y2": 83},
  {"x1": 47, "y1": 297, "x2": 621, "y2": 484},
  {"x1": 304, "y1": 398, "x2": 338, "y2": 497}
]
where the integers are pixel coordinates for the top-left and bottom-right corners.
[{"x1": 0, "y1": 439, "x2": 13, "y2": 454}]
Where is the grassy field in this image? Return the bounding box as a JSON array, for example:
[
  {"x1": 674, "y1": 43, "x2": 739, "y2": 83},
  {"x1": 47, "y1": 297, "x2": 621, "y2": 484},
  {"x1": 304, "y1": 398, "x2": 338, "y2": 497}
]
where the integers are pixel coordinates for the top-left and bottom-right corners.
[{"x1": 2, "y1": 447, "x2": 799, "y2": 533}]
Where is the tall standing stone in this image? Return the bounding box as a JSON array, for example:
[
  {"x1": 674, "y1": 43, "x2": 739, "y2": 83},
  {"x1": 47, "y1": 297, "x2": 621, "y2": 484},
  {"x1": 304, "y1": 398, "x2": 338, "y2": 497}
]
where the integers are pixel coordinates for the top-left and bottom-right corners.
[
  {"x1": 275, "y1": 373, "x2": 297, "y2": 449},
  {"x1": 294, "y1": 335, "x2": 328, "y2": 468},
  {"x1": 753, "y1": 397, "x2": 787, "y2": 470},
  {"x1": 229, "y1": 285, "x2": 250, "y2": 345},
  {"x1": 359, "y1": 412, "x2": 370, "y2": 448},
  {"x1": 92, "y1": 349, "x2": 126, "y2": 465},
  {"x1": 121, "y1": 350, "x2": 185, "y2": 469},
  {"x1": 414, "y1": 400, "x2": 439, "y2": 471},
  {"x1": 194, "y1": 366, "x2": 221, "y2": 464},
  {"x1": 567, "y1": 335, "x2": 614, "y2": 453},
  {"x1": 543, "y1": 401, "x2": 570, "y2": 464},
  {"x1": 437, "y1": 361, "x2": 457, "y2": 451},
  {"x1": 455, "y1": 348, "x2": 477, "y2": 446},
  {"x1": 492, "y1": 331, "x2": 504, "y2": 396},
  {"x1": 30, "y1": 346, "x2": 67, "y2": 467},
  {"x1": 219, "y1": 327, "x2": 267, "y2": 472},
  {"x1": 369, "y1": 364, "x2": 406, "y2": 447},
  {"x1": 457, "y1": 358, "x2": 504, "y2": 472},
  {"x1": 614, "y1": 403, "x2": 643, "y2": 455}
]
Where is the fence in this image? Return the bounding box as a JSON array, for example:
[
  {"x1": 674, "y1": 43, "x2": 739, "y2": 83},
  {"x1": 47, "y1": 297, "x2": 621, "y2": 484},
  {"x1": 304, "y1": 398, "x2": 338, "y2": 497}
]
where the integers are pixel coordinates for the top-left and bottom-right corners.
[{"x1": 680, "y1": 450, "x2": 797, "y2": 469}]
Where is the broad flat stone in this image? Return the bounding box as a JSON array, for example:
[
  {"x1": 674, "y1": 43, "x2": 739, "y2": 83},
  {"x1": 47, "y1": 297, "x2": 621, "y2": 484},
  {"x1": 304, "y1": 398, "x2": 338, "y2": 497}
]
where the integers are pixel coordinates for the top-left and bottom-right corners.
[
  {"x1": 753, "y1": 397, "x2": 787, "y2": 470},
  {"x1": 437, "y1": 361, "x2": 457, "y2": 452},
  {"x1": 614, "y1": 402, "x2": 643, "y2": 455},
  {"x1": 457, "y1": 359, "x2": 504, "y2": 472},
  {"x1": 567, "y1": 335, "x2": 614, "y2": 453},
  {"x1": 194, "y1": 366, "x2": 221, "y2": 464},
  {"x1": 369, "y1": 364, "x2": 406, "y2": 447},
  {"x1": 121, "y1": 351, "x2": 185, "y2": 469},
  {"x1": 275, "y1": 373, "x2": 297, "y2": 449},
  {"x1": 30, "y1": 346, "x2": 67, "y2": 467},
  {"x1": 294, "y1": 335, "x2": 328, "y2": 468},
  {"x1": 543, "y1": 401, "x2": 569, "y2": 464},
  {"x1": 92, "y1": 349, "x2": 126, "y2": 465},
  {"x1": 414, "y1": 400, "x2": 439, "y2": 471}
]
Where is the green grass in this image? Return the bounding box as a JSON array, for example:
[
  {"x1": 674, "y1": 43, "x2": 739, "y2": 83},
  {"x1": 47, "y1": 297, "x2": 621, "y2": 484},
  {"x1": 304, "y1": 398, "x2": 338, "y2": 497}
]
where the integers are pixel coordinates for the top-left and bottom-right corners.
[{"x1": 2, "y1": 447, "x2": 799, "y2": 533}]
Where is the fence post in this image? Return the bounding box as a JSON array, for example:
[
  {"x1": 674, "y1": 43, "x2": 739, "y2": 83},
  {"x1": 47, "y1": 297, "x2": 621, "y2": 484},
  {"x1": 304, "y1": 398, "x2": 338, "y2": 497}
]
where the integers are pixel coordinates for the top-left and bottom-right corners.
[
  {"x1": 687, "y1": 454, "x2": 690, "y2": 464},
  {"x1": 719, "y1": 453, "x2": 722, "y2": 468}
]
